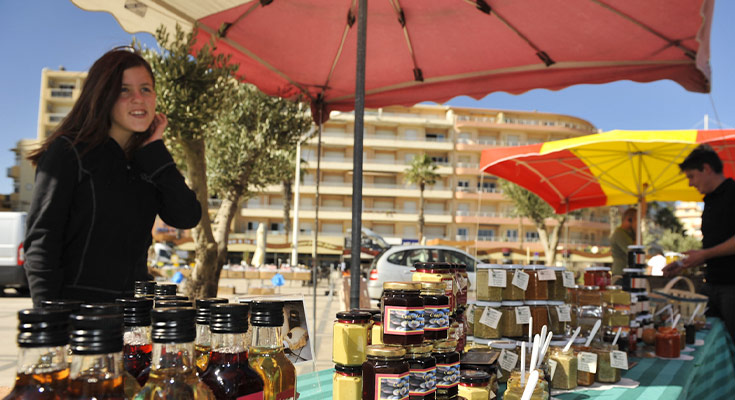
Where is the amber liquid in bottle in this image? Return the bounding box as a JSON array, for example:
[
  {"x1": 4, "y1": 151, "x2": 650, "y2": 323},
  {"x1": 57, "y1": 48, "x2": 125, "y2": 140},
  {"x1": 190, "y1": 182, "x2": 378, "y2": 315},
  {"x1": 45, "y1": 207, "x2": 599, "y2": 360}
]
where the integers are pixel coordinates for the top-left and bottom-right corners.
[
  {"x1": 249, "y1": 347, "x2": 296, "y2": 400},
  {"x1": 195, "y1": 344, "x2": 211, "y2": 373},
  {"x1": 124, "y1": 343, "x2": 152, "y2": 386},
  {"x1": 66, "y1": 375, "x2": 124, "y2": 399},
  {"x1": 136, "y1": 343, "x2": 215, "y2": 399},
  {"x1": 3, "y1": 368, "x2": 69, "y2": 399}
]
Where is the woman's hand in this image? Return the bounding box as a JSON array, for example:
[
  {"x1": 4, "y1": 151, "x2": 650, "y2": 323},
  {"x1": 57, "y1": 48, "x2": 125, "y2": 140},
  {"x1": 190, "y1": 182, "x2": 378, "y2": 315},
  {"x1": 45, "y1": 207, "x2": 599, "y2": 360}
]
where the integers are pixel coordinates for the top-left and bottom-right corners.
[{"x1": 143, "y1": 113, "x2": 168, "y2": 146}]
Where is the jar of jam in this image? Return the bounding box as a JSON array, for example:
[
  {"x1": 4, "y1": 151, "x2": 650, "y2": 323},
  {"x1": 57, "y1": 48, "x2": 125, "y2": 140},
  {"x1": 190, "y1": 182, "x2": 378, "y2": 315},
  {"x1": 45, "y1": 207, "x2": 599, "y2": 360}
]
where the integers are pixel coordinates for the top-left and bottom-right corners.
[
  {"x1": 413, "y1": 262, "x2": 455, "y2": 312},
  {"x1": 489, "y1": 340, "x2": 517, "y2": 383},
  {"x1": 549, "y1": 346, "x2": 577, "y2": 390},
  {"x1": 627, "y1": 245, "x2": 646, "y2": 269},
  {"x1": 473, "y1": 301, "x2": 502, "y2": 340},
  {"x1": 622, "y1": 268, "x2": 647, "y2": 291},
  {"x1": 420, "y1": 282, "x2": 450, "y2": 341},
  {"x1": 584, "y1": 267, "x2": 611, "y2": 289},
  {"x1": 432, "y1": 340, "x2": 460, "y2": 399},
  {"x1": 371, "y1": 313, "x2": 384, "y2": 346},
  {"x1": 476, "y1": 264, "x2": 504, "y2": 302},
  {"x1": 333, "y1": 310, "x2": 372, "y2": 366},
  {"x1": 499, "y1": 301, "x2": 524, "y2": 338},
  {"x1": 524, "y1": 266, "x2": 549, "y2": 301},
  {"x1": 503, "y1": 266, "x2": 526, "y2": 301},
  {"x1": 655, "y1": 327, "x2": 681, "y2": 358},
  {"x1": 458, "y1": 370, "x2": 491, "y2": 400},
  {"x1": 526, "y1": 301, "x2": 549, "y2": 337},
  {"x1": 594, "y1": 343, "x2": 620, "y2": 383},
  {"x1": 333, "y1": 364, "x2": 362, "y2": 400},
  {"x1": 382, "y1": 282, "x2": 424, "y2": 345},
  {"x1": 405, "y1": 344, "x2": 436, "y2": 400},
  {"x1": 363, "y1": 345, "x2": 410, "y2": 400}
]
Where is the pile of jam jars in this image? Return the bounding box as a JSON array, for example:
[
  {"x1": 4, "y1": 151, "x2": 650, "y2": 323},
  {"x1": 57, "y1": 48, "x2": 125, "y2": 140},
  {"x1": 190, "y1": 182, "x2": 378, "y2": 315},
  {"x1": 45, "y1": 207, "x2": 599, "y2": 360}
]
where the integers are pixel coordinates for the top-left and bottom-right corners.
[
  {"x1": 624, "y1": 245, "x2": 652, "y2": 349},
  {"x1": 332, "y1": 310, "x2": 372, "y2": 399},
  {"x1": 601, "y1": 286, "x2": 631, "y2": 350}
]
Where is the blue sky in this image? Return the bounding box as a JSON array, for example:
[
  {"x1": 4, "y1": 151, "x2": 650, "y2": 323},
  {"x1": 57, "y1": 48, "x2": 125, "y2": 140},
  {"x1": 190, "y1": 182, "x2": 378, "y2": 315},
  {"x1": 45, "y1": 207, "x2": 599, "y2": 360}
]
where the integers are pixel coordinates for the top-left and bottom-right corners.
[{"x1": 1, "y1": 1, "x2": 733, "y2": 195}]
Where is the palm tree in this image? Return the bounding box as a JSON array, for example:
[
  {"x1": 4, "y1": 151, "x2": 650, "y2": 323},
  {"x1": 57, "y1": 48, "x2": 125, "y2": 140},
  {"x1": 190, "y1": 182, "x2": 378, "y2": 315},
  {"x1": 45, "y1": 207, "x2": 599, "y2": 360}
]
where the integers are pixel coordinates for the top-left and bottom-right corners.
[{"x1": 404, "y1": 154, "x2": 440, "y2": 243}]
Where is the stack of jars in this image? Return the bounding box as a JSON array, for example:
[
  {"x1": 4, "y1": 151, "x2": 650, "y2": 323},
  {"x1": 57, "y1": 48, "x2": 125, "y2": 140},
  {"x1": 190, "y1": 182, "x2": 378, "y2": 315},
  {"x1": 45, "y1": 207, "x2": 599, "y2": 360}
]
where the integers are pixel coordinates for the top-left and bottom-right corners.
[
  {"x1": 333, "y1": 310, "x2": 372, "y2": 399},
  {"x1": 624, "y1": 245, "x2": 654, "y2": 344},
  {"x1": 601, "y1": 286, "x2": 632, "y2": 350}
]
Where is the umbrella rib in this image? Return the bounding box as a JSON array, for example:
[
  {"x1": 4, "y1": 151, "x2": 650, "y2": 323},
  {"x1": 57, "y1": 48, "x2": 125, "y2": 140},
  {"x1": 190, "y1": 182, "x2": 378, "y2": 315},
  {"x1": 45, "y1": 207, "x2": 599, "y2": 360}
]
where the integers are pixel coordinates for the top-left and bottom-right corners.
[
  {"x1": 512, "y1": 159, "x2": 566, "y2": 202},
  {"x1": 388, "y1": 0, "x2": 423, "y2": 81},
  {"x1": 323, "y1": 1, "x2": 358, "y2": 96}
]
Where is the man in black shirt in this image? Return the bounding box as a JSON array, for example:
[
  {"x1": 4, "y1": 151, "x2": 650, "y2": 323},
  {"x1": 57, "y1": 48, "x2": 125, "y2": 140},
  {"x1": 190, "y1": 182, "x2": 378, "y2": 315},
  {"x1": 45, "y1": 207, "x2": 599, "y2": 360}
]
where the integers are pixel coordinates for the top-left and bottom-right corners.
[{"x1": 664, "y1": 144, "x2": 735, "y2": 340}]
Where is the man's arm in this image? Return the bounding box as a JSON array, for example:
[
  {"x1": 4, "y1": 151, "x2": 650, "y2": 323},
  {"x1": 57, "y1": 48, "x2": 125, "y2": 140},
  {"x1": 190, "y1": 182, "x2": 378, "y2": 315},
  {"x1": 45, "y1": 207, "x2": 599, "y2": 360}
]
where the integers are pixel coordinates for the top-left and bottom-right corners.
[{"x1": 663, "y1": 236, "x2": 735, "y2": 276}]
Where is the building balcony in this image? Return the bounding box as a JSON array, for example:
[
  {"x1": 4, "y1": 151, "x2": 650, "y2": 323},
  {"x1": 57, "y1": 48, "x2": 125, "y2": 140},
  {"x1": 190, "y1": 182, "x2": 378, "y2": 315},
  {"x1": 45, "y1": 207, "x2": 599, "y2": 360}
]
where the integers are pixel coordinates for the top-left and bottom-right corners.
[
  {"x1": 310, "y1": 131, "x2": 454, "y2": 151},
  {"x1": 455, "y1": 115, "x2": 596, "y2": 134},
  {"x1": 47, "y1": 113, "x2": 67, "y2": 124},
  {"x1": 302, "y1": 156, "x2": 453, "y2": 174},
  {"x1": 6, "y1": 166, "x2": 19, "y2": 179},
  {"x1": 454, "y1": 188, "x2": 505, "y2": 200},
  {"x1": 331, "y1": 109, "x2": 453, "y2": 127},
  {"x1": 46, "y1": 88, "x2": 79, "y2": 101}
]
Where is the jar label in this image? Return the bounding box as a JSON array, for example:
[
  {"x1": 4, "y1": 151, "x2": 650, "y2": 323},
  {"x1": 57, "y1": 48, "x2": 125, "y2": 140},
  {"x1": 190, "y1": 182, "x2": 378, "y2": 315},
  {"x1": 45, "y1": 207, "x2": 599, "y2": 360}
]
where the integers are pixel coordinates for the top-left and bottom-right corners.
[
  {"x1": 548, "y1": 358, "x2": 558, "y2": 378},
  {"x1": 512, "y1": 270, "x2": 530, "y2": 291},
  {"x1": 384, "y1": 306, "x2": 424, "y2": 335},
  {"x1": 515, "y1": 306, "x2": 531, "y2": 325},
  {"x1": 424, "y1": 305, "x2": 450, "y2": 331},
  {"x1": 538, "y1": 269, "x2": 556, "y2": 281},
  {"x1": 375, "y1": 372, "x2": 409, "y2": 400},
  {"x1": 499, "y1": 349, "x2": 518, "y2": 371},
  {"x1": 490, "y1": 269, "x2": 507, "y2": 287},
  {"x1": 556, "y1": 305, "x2": 572, "y2": 322},
  {"x1": 436, "y1": 361, "x2": 460, "y2": 389},
  {"x1": 408, "y1": 366, "x2": 437, "y2": 396},
  {"x1": 275, "y1": 388, "x2": 295, "y2": 400},
  {"x1": 578, "y1": 352, "x2": 598, "y2": 374},
  {"x1": 610, "y1": 350, "x2": 628, "y2": 370},
  {"x1": 479, "y1": 306, "x2": 502, "y2": 329},
  {"x1": 562, "y1": 271, "x2": 575, "y2": 288},
  {"x1": 466, "y1": 304, "x2": 475, "y2": 323},
  {"x1": 443, "y1": 278, "x2": 453, "y2": 291},
  {"x1": 237, "y1": 392, "x2": 264, "y2": 400}
]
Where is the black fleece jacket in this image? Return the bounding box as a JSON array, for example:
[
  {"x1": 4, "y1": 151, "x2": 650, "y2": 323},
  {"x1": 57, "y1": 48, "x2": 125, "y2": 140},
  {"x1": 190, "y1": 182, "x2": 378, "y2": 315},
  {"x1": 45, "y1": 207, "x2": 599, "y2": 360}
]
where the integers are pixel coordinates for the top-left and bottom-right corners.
[{"x1": 24, "y1": 136, "x2": 201, "y2": 306}]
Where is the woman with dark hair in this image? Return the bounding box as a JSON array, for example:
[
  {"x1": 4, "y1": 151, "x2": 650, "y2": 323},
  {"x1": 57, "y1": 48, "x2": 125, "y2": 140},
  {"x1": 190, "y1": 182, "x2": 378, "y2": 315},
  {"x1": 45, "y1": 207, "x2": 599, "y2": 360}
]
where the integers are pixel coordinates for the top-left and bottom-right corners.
[{"x1": 24, "y1": 48, "x2": 201, "y2": 306}]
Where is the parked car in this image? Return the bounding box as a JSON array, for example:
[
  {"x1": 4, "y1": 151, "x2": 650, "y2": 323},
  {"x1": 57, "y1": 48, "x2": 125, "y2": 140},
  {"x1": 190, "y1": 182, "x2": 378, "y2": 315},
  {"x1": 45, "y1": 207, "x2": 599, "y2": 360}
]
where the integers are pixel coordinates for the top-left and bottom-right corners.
[
  {"x1": 0, "y1": 212, "x2": 29, "y2": 294},
  {"x1": 367, "y1": 245, "x2": 479, "y2": 300}
]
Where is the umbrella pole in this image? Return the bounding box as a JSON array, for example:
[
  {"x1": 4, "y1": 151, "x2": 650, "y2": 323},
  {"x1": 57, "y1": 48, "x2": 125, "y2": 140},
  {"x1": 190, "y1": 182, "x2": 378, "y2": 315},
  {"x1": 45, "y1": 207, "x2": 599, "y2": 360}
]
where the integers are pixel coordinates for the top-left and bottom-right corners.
[
  {"x1": 313, "y1": 120, "x2": 322, "y2": 336},
  {"x1": 350, "y1": 0, "x2": 368, "y2": 310}
]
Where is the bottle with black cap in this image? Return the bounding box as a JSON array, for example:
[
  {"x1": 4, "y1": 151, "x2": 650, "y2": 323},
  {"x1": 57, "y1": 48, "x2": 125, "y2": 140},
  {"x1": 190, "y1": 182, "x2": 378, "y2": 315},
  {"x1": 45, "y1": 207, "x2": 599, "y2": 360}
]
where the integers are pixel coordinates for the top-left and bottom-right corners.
[
  {"x1": 66, "y1": 313, "x2": 132, "y2": 399},
  {"x1": 155, "y1": 299, "x2": 194, "y2": 309},
  {"x1": 134, "y1": 281, "x2": 157, "y2": 298},
  {"x1": 153, "y1": 283, "x2": 178, "y2": 296},
  {"x1": 40, "y1": 299, "x2": 84, "y2": 313},
  {"x1": 78, "y1": 302, "x2": 124, "y2": 315},
  {"x1": 116, "y1": 297, "x2": 154, "y2": 386},
  {"x1": 4, "y1": 309, "x2": 70, "y2": 399},
  {"x1": 135, "y1": 307, "x2": 215, "y2": 399},
  {"x1": 194, "y1": 298, "x2": 229, "y2": 373},
  {"x1": 249, "y1": 300, "x2": 296, "y2": 400},
  {"x1": 200, "y1": 303, "x2": 264, "y2": 399}
]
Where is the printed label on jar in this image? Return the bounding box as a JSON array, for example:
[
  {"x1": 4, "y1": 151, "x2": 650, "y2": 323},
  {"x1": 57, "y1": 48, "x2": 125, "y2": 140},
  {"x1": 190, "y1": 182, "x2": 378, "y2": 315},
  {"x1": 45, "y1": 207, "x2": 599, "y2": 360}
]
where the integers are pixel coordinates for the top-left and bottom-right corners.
[
  {"x1": 466, "y1": 305, "x2": 475, "y2": 323},
  {"x1": 409, "y1": 367, "x2": 437, "y2": 396},
  {"x1": 577, "y1": 352, "x2": 598, "y2": 374},
  {"x1": 490, "y1": 269, "x2": 507, "y2": 287},
  {"x1": 512, "y1": 270, "x2": 530, "y2": 291},
  {"x1": 556, "y1": 305, "x2": 572, "y2": 322},
  {"x1": 562, "y1": 271, "x2": 575, "y2": 288},
  {"x1": 538, "y1": 269, "x2": 556, "y2": 281},
  {"x1": 275, "y1": 388, "x2": 295, "y2": 400},
  {"x1": 237, "y1": 392, "x2": 264, "y2": 400},
  {"x1": 375, "y1": 372, "x2": 410, "y2": 400},
  {"x1": 436, "y1": 361, "x2": 460, "y2": 389},
  {"x1": 424, "y1": 305, "x2": 450, "y2": 331},
  {"x1": 443, "y1": 278, "x2": 453, "y2": 292},
  {"x1": 515, "y1": 306, "x2": 531, "y2": 325},
  {"x1": 383, "y1": 306, "x2": 424, "y2": 335},
  {"x1": 610, "y1": 350, "x2": 628, "y2": 370},
  {"x1": 634, "y1": 253, "x2": 646, "y2": 266},
  {"x1": 499, "y1": 349, "x2": 519, "y2": 371},
  {"x1": 479, "y1": 306, "x2": 502, "y2": 329},
  {"x1": 548, "y1": 359, "x2": 558, "y2": 379}
]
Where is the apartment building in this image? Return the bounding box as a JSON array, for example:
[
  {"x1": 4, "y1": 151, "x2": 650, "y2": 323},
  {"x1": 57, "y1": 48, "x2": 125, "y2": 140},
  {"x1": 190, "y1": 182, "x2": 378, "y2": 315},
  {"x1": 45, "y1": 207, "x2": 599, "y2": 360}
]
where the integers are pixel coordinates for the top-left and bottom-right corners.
[
  {"x1": 237, "y1": 104, "x2": 612, "y2": 265},
  {"x1": 675, "y1": 201, "x2": 703, "y2": 239}
]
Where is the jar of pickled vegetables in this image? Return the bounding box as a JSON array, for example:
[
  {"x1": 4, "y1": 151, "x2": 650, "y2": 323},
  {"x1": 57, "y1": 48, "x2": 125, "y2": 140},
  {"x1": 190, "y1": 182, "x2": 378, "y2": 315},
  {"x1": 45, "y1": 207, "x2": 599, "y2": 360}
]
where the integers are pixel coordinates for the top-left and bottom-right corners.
[
  {"x1": 549, "y1": 346, "x2": 577, "y2": 390},
  {"x1": 545, "y1": 267, "x2": 567, "y2": 302},
  {"x1": 594, "y1": 343, "x2": 621, "y2": 383}
]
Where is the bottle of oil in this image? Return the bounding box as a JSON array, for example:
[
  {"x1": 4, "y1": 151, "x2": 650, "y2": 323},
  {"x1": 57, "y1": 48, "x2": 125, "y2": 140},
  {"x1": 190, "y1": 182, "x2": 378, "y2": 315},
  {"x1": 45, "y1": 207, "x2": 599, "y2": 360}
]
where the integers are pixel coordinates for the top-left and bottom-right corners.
[
  {"x1": 194, "y1": 298, "x2": 229, "y2": 373},
  {"x1": 3, "y1": 308, "x2": 70, "y2": 400},
  {"x1": 200, "y1": 303, "x2": 264, "y2": 399},
  {"x1": 249, "y1": 300, "x2": 297, "y2": 400},
  {"x1": 135, "y1": 307, "x2": 215, "y2": 399},
  {"x1": 116, "y1": 297, "x2": 154, "y2": 386},
  {"x1": 66, "y1": 313, "x2": 128, "y2": 399}
]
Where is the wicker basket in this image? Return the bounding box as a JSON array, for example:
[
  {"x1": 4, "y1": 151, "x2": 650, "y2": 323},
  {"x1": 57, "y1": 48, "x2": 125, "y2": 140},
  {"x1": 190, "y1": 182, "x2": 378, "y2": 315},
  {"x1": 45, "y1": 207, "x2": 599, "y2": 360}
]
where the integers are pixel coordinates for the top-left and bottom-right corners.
[{"x1": 651, "y1": 276, "x2": 708, "y2": 320}]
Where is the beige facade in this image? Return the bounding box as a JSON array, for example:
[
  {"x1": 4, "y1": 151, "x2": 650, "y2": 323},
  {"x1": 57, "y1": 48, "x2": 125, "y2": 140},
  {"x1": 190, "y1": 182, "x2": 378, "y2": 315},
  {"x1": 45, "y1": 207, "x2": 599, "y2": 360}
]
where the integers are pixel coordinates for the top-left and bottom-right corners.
[{"x1": 675, "y1": 201, "x2": 703, "y2": 239}]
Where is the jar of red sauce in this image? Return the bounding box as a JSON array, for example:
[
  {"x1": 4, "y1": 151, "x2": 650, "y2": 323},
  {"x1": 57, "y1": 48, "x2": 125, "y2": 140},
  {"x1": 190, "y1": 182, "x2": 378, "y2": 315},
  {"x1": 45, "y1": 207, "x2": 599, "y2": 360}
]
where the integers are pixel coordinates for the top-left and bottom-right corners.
[
  {"x1": 584, "y1": 266, "x2": 611, "y2": 289},
  {"x1": 655, "y1": 327, "x2": 681, "y2": 358}
]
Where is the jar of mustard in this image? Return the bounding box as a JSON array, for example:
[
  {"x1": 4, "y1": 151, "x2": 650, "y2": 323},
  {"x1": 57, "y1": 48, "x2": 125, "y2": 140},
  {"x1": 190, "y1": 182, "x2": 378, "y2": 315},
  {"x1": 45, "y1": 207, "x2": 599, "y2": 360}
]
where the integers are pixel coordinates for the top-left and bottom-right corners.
[
  {"x1": 333, "y1": 364, "x2": 362, "y2": 400},
  {"x1": 332, "y1": 310, "x2": 371, "y2": 366}
]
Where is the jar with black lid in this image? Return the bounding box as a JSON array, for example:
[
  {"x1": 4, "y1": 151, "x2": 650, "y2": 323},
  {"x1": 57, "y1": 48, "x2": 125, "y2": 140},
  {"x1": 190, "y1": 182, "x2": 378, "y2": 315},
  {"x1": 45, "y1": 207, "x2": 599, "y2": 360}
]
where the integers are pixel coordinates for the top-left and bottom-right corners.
[
  {"x1": 413, "y1": 262, "x2": 455, "y2": 312},
  {"x1": 153, "y1": 283, "x2": 178, "y2": 296},
  {"x1": 421, "y1": 281, "x2": 450, "y2": 341},
  {"x1": 458, "y1": 370, "x2": 491, "y2": 400},
  {"x1": 134, "y1": 280, "x2": 157, "y2": 297},
  {"x1": 362, "y1": 345, "x2": 410, "y2": 400},
  {"x1": 627, "y1": 245, "x2": 646, "y2": 269},
  {"x1": 406, "y1": 344, "x2": 437, "y2": 400},
  {"x1": 432, "y1": 341, "x2": 460, "y2": 399},
  {"x1": 382, "y1": 282, "x2": 424, "y2": 345},
  {"x1": 333, "y1": 310, "x2": 372, "y2": 366},
  {"x1": 333, "y1": 364, "x2": 362, "y2": 400}
]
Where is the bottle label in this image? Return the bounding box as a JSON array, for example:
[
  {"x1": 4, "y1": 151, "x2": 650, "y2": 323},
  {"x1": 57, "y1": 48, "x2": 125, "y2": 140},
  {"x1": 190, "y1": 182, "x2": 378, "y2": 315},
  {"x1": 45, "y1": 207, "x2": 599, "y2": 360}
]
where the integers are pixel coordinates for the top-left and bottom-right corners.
[
  {"x1": 237, "y1": 392, "x2": 264, "y2": 400},
  {"x1": 424, "y1": 305, "x2": 450, "y2": 331},
  {"x1": 384, "y1": 306, "x2": 424, "y2": 335},
  {"x1": 435, "y1": 361, "x2": 460, "y2": 389},
  {"x1": 490, "y1": 269, "x2": 507, "y2": 287},
  {"x1": 275, "y1": 388, "x2": 295, "y2": 400},
  {"x1": 375, "y1": 372, "x2": 409, "y2": 400},
  {"x1": 408, "y1": 366, "x2": 437, "y2": 396}
]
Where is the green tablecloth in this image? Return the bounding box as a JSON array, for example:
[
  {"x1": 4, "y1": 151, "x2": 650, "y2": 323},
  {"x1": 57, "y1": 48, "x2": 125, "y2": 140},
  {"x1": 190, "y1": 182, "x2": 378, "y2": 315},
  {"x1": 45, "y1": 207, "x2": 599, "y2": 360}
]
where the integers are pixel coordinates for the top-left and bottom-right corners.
[{"x1": 295, "y1": 318, "x2": 735, "y2": 400}]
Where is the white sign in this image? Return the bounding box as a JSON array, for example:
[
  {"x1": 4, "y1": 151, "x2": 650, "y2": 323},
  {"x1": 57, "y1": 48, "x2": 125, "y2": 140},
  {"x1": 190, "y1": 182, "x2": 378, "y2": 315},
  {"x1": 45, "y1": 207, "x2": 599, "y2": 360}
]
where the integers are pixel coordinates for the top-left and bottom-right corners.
[
  {"x1": 512, "y1": 270, "x2": 530, "y2": 291},
  {"x1": 538, "y1": 269, "x2": 556, "y2": 281},
  {"x1": 515, "y1": 306, "x2": 531, "y2": 325},
  {"x1": 556, "y1": 305, "x2": 572, "y2": 322},
  {"x1": 562, "y1": 271, "x2": 575, "y2": 288},
  {"x1": 610, "y1": 350, "x2": 629, "y2": 370},
  {"x1": 499, "y1": 349, "x2": 519, "y2": 372},
  {"x1": 466, "y1": 305, "x2": 475, "y2": 323},
  {"x1": 548, "y1": 358, "x2": 558, "y2": 379},
  {"x1": 490, "y1": 269, "x2": 507, "y2": 287},
  {"x1": 479, "y1": 307, "x2": 502, "y2": 329},
  {"x1": 578, "y1": 352, "x2": 598, "y2": 374}
]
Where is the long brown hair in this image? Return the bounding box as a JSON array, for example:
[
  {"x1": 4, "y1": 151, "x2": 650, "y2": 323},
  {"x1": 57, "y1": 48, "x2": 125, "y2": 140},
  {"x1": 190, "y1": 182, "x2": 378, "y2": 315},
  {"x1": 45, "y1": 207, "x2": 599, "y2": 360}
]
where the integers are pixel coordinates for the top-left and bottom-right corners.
[{"x1": 29, "y1": 47, "x2": 155, "y2": 164}]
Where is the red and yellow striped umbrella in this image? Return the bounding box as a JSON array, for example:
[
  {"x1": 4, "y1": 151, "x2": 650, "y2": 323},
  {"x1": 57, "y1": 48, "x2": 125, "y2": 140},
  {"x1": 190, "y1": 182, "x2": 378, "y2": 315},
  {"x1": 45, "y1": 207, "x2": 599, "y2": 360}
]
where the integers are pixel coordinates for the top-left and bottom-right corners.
[{"x1": 480, "y1": 129, "x2": 735, "y2": 213}]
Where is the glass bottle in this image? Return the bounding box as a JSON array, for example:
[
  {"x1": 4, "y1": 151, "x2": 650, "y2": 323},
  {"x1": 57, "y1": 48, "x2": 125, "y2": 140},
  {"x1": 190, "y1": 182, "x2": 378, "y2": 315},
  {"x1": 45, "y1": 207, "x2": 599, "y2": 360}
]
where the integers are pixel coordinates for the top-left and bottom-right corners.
[
  {"x1": 200, "y1": 303, "x2": 264, "y2": 399},
  {"x1": 135, "y1": 307, "x2": 215, "y2": 399},
  {"x1": 153, "y1": 283, "x2": 178, "y2": 296},
  {"x1": 3, "y1": 308, "x2": 70, "y2": 399},
  {"x1": 249, "y1": 300, "x2": 297, "y2": 400},
  {"x1": 78, "y1": 302, "x2": 124, "y2": 315},
  {"x1": 134, "y1": 280, "x2": 157, "y2": 297},
  {"x1": 116, "y1": 297, "x2": 154, "y2": 386},
  {"x1": 194, "y1": 298, "x2": 229, "y2": 373}
]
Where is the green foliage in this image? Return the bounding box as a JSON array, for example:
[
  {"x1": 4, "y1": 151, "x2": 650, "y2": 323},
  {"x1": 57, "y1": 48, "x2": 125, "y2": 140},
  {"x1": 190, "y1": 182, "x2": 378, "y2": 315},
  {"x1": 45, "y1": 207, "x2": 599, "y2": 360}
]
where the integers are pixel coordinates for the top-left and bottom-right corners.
[
  {"x1": 498, "y1": 179, "x2": 559, "y2": 223},
  {"x1": 649, "y1": 202, "x2": 684, "y2": 233},
  {"x1": 656, "y1": 229, "x2": 702, "y2": 253},
  {"x1": 404, "y1": 154, "x2": 439, "y2": 188}
]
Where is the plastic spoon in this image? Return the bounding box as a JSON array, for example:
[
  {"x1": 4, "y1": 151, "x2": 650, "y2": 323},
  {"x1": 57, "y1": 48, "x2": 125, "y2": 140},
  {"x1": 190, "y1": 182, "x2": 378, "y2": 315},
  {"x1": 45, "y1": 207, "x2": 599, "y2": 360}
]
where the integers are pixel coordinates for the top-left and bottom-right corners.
[
  {"x1": 655, "y1": 304, "x2": 672, "y2": 317},
  {"x1": 520, "y1": 370, "x2": 540, "y2": 400},
  {"x1": 671, "y1": 313, "x2": 681, "y2": 328},
  {"x1": 520, "y1": 341, "x2": 526, "y2": 386},
  {"x1": 540, "y1": 325, "x2": 547, "y2": 348},
  {"x1": 585, "y1": 319, "x2": 602, "y2": 348},
  {"x1": 528, "y1": 316, "x2": 533, "y2": 343},
  {"x1": 687, "y1": 304, "x2": 702, "y2": 325},
  {"x1": 612, "y1": 327, "x2": 622, "y2": 346},
  {"x1": 537, "y1": 331, "x2": 554, "y2": 369},
  {"x1": 529, "y1": 334, "x2": 540, "y2": 375},
  {"x1": 563, "y1": 327, "x2": 581, "y2": 353}
]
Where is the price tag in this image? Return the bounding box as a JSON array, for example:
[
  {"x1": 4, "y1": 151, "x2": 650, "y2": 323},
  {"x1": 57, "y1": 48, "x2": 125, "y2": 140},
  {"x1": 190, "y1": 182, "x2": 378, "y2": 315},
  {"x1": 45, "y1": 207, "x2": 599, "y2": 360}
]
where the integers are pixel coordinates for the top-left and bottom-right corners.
[
  {"x1": 512, "y1": 270, "x2": 529, "y2": 291},
  {"x1": 499, "y1": 349, "x2": 519, "y2": 372},
  {"x1": 515, "y1": 306, "x2": 531, "y2": 325},
  {"x1": 537, "y1": 268, "x2": 556, "y2": 281},
  {"x1": 479, "y1": 307, "x2": 502, "y2": 329},
  {"x1": 466, "y1": 306, "x2": 475, "y2": 323},
  {"x1": 490, "y1": 269, "x2": 507, "y2": 287},
  {"x1": 610, "y1": 350, "x2": 629, "y2": 370},
  {"x1": 556, "y1": 305, "x2": 572, "y2": 322},
  {"x1": 577, "y1": 352, "x2": 598, "y2": 374},
  {"x1": 548, "y1": 359, "x2": 558, "y2": 379},
  {"x1": 562, "y1": 271, "x2": 575, "y2": 288}
]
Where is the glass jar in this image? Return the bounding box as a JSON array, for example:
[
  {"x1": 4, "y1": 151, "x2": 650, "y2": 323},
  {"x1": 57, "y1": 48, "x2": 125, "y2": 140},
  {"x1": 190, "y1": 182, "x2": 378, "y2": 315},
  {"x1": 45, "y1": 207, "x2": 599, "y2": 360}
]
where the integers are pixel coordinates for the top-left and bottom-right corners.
[
  {"x1": 371, "y1": 313, "x2": 384, "y2": 346},
  {"x1": 454, "y1": 264, "x2": 469, "y2": 307},
  {"x1": 593, "y1": 343, "x2": 620, "y2": 383},
  {"x1": 627, "y1": 245, "x2": 647, "y2": 269},
  {"x1": 549, "y1": 347, "x2": 577, "y2": 390},
  {"x1": 465, "y1": 302, "x2": 475, "y2": 337},
  {"x1": 432, "y1": 340, "x2": 460, "y2": 399},
  {"x1": 476, "y1": 264, "x2": 504, "y2": 302},
  {"x1": 573, "y1": 345, "x2": 595, "y2": 386},
  {"x1": 577, "y1": 285, "x2": 602, "y2": 307},
  {"x1": 363, "y1": 345, "x2": 410, "y2": 400},
  {"x1": 333, "y1": 310, "x2": 372, "y2": 366},
  {"x1": 499, "y1": 301, "x2": 524, "y2": 338},
  {"x1": 473, "y1": 301, "x2": 502, "y2": 340},
  {"x1": 526, "y1": 301, "x2": 549, "y2": 337},
  {"x1": 413, "y1": 262, "x2": 455, "y2": 312},
  {"x1": 421, "y1": 282, "x2": 450, "y2": 341},
  {"x1": 622, "y1": 268, "x2": 647, "y2": 291},
  {"x1": 655, "y1": 327, "x2": 681, "y2": 358},
  {"x1": 584, "y1": 267, "x2": 611, "y2": 289},
  {"x1": 547, "y1": 267, "x2": 568, "y2": 302},
  {"x1": 333, "y1": 364, "x2": 362, "y2": 400},
  {"x1": 546, "y1": 301, "x2": 575, "y2": 336},
  {"x1": 405, "y1": 344, "x2": 436, "y2": 400},
  {"x1": 503, "y1": 266, "x2": 526, "y2": 301},
  {"x1": 382, "y1": 282, "x2": 425, "y2": 345},
  {"x1": 524, "y1": 266, "x2": 549, "y2": 301},
  {"x1": 602, "y1": 285, "x2": 631, "y2": 327},
  {"x1": 489, "y1": 340, "x2": 517, "y2": 383},
  {"x1": 505, "y1": 371, "x2": 549, "y2": 400},
  {"x1": 458, "y1": 370, "x2": 491, "y2": 400}
]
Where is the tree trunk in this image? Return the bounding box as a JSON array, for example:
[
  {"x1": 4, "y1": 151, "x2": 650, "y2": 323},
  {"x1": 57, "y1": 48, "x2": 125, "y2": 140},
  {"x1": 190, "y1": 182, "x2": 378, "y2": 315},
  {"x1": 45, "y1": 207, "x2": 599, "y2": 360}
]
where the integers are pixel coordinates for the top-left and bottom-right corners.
[
  {"x1": 418, "y1": 182, "x2": 425, "y2": 243},
  {"x1": 213, "y1": 191, "x2": 242, "y2": 291},
  {"x1": 546, "y1": 218, "x2": 565, "y2": 266},
  {"x1": 283, "y1": 179, "x2": 293, "y2": 247}
]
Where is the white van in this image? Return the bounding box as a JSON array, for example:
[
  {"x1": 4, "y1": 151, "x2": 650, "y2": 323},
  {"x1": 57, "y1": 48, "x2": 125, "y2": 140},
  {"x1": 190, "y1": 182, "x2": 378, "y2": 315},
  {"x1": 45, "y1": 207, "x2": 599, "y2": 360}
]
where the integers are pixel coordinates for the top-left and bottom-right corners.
[{"x1": 0, "y1": 212, "x2": 28, "y2": 293}]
